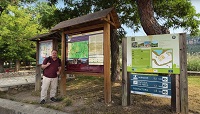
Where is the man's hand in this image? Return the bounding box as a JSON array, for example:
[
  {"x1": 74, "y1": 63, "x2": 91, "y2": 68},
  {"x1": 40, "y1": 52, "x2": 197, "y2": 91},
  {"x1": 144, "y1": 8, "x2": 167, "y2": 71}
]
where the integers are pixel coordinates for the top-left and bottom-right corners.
[
  {"x1": 42, "y1": 62, "x2": 51, "y2": 69},
  {"x1": 46, "y1": 62, "x2": 51, "y2": 67},
  {"x1": 57, "y1": 71, "x2": 60, "y2": 75},
  {"x1": 57, "y1": 67, "x2": 61, "y2": 76}
]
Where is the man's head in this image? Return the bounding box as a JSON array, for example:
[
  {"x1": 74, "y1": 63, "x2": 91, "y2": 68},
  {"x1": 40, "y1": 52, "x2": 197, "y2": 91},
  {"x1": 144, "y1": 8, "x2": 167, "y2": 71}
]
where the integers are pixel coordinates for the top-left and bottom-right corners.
[{"x1": 51, "y1": 50, "x2": 58, "y2": 59}]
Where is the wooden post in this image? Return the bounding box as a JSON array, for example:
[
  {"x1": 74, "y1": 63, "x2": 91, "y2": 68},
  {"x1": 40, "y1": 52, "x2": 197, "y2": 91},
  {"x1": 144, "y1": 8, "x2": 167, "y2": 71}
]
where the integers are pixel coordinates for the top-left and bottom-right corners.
[
  {"x1": 179, "y1": 33, "x2": 188, "y2": 114},
  {"x1": 122, "y1": 38, "x2": 130, "y2": 106},
  {"x1": 171, "y1": 74, "x2": 180, "y2": 112},
  {"x1": 35, "y1": 41, "x2": 41, "y2": 91},
  {"x1": 104, "y1": 15, "x2": 111, "y2": 104},
  {"x1": 59, "y1": 31, "x2": 66, "y2": 96},
  {"x1": 53, "y1": 39, "x2": 58, "y2": 50}
]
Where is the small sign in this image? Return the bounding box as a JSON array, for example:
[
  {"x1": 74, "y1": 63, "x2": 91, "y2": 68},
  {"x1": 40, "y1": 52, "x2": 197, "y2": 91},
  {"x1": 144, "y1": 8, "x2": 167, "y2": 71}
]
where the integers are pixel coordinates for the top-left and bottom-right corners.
[
  {"x1": 39, "y1": 40, "x2": 53, "y2": 64},
  {"x1": 130, "y1": 74, "x2": 171, "y2": 98}
]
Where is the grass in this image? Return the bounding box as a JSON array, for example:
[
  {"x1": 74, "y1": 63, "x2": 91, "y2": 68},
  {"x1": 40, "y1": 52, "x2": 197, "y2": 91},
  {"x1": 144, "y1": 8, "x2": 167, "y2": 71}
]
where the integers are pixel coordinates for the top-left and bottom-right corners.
[
  {"x1": 188, "y1": 76, "x2": 200, "y2": 86},
  {"x1": 45, "y1": 104, "x2": 61, "y2": 110},
  {"x1": 188, "y1": 76, "x2": 200, "y2": 113},
  {"x1": 63, "y1": 97, "x2": 72, "y2": 106}
]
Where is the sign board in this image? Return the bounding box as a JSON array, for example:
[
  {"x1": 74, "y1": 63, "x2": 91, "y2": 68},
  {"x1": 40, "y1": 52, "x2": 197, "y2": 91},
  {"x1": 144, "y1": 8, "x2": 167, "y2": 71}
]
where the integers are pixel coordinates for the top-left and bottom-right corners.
[
  {"x1": 39, "y1": 40, "x2": 53, "y2": 64},
  {"x1": 66, "y1": 30, "x2": 104, "y2": 73},
  {"x1": 130, "y1": 74, "x2": 171, "y2": 98},
  {"x1": 127, "y1": 34, "x2": 180, "y2": 74}
]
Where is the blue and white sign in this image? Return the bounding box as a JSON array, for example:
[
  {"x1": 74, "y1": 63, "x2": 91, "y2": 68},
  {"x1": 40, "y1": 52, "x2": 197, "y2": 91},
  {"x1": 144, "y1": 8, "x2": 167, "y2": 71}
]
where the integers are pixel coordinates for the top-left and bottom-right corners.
[{"x1": 130, "y1": 74, "x2": 171, "y2": 98}]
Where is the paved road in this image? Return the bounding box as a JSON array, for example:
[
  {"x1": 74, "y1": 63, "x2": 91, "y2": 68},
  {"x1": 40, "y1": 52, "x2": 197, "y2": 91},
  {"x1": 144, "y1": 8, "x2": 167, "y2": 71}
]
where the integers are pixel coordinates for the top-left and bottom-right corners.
[
  {"x1": 0, "y1": 98, "x2": 69, "y2": 114},
  {"x1": 0, "y1": 75, "x2": 35, "y2": 91}
]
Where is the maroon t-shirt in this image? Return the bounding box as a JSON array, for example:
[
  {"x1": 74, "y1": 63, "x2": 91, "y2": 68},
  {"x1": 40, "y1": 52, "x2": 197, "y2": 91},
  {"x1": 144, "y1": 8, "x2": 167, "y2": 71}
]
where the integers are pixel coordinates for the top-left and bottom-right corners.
[{"x1": 43, "y1": 57, "x2": 61, "y2": 78}]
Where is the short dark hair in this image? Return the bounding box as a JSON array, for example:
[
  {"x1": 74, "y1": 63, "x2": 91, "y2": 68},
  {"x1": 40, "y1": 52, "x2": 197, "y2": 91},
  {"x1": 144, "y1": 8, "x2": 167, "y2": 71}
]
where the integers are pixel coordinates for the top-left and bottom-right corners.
[{"x1": 51, "y1": 49, "x2": 58, "y2": 52}]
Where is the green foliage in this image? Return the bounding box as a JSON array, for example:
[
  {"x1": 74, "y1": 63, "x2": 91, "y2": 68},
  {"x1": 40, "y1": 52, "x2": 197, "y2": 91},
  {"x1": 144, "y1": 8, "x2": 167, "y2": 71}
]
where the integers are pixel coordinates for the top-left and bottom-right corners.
[
  {"x1": 154, "y1": 0, "x2": 200, "y2": 36},
  {"x1": 0, "y1": 5, "x2": 44, "y2": 61},
  {"x1": 32, "y1": 2, "x2": 58, "y2": 29},
  {"x1": 187, "y1": 53, "x2": 200, "y2": 71}
]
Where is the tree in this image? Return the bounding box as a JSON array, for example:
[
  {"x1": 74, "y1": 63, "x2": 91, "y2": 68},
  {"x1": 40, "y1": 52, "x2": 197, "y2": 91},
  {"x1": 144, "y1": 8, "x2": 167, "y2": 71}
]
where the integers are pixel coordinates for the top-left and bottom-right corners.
[
  {"x1": 0, "y1": 4, "x2": 46, "y2": 72},
  {"x1": 32, "y1": 2, "x2": 59, "y2": 30},
  {"x1": 39, "y1": 0, "x2": 200, "y2": 81},
  {"x1": 136, "y1": 0, "x2": 200, "y2": 35}
]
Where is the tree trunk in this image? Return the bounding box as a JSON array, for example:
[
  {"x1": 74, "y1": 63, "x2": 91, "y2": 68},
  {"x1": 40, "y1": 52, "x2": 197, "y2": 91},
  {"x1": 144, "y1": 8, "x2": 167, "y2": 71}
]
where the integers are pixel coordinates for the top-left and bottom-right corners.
[
  {"x1": 136, "y1": 0, "x2": 170, "y2": 35},
  {"x1": 15, "y1": 60, "x2": 20, "y2": 72},
  {"x1": 0, "y1": 60, "x2": 4, "y2": 73},
  {"x1": 110, "y1": 29, "x2": 121, "y2": 82}
]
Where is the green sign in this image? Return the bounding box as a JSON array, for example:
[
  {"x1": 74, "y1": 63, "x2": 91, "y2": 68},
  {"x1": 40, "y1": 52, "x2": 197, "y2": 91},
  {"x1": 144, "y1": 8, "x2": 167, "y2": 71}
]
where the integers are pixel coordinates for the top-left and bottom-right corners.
[{"x1": 127, "y1": 34, "x2": 180, "y2": 74}]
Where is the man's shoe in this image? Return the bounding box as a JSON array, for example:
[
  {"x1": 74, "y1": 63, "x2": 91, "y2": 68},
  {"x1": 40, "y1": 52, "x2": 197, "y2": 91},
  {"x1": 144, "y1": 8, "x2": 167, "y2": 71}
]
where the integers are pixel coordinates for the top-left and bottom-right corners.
[
  {"x1": 50, "y1": 97, "x2": 57, "y2": 102},
  {"x1": 40, "y1": 99, "x2": 45, "y2": 104}
]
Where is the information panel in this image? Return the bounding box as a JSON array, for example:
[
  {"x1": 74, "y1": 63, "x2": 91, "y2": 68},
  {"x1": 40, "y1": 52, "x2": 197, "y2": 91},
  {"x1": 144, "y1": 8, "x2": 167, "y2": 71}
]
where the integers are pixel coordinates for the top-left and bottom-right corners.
[
  {"x1": 66, "y1": 30, "x2": 104, "y2": 73},
  {"x1": 127, "y1": 34, "x2": 180, "y2": 74},
  {"x1": 89, "y1": 33, "x2": 104, "y2": 65},
  {"x1": 130, "y1": 74, "x2": 171, "y2": 98},
  {"x1": 39, "y1": 40, "x2": 53, "y2": 64}
]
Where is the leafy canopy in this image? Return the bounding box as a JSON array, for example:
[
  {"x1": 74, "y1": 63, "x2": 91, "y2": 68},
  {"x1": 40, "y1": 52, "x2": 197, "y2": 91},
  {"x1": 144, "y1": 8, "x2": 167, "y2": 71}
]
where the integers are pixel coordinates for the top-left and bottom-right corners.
[{"x1": 0, "y1": 4, "x2": 46, "y2": 61}]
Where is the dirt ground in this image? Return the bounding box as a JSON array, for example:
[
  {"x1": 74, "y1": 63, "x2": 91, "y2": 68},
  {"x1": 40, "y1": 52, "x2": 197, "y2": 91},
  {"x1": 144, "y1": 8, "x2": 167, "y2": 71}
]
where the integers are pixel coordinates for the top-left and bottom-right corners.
[{"x1": 0, "y1": 76, "x2": 199, "y2": 114}]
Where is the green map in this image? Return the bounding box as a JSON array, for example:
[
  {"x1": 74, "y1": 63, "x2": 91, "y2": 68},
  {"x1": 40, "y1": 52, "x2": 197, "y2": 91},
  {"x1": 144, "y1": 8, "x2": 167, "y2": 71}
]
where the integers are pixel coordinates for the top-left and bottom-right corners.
[
  {"x1": 68, "y1": 41, "x2": 88, "y2": 58},
  {"x1": 132, "y1": 49, "x2": 151, "y2": 68}
]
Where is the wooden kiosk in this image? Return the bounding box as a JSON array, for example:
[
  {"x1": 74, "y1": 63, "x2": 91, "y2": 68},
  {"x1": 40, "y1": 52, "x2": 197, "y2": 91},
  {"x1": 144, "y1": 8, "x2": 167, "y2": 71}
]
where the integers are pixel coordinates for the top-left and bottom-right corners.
[
  {"x1": 30, "y1": 32, "x2": 61, "y2": 91},
  {"x1": 50, "y1": 7, "x2": 120, "y2": 103}
]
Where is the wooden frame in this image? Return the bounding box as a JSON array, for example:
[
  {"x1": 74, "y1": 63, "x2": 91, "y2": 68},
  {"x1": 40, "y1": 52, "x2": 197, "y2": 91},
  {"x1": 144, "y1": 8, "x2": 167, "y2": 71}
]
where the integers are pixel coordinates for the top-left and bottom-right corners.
[
  {"x1": 122, "y1": 38, "x2": 130, "y2": 106},
  {"x1": 122, "y1": 33, "x2": 188, "y2": 114},
  {"x1": 35, "y1": 41, "x2": 41, "y2": 91},
  {"x1": 59, "y1": 31, "x2": 66, "y2": 96},
  {"x1": 179, "y1": 33, "x2": 188, "y2": 114},
  {"x1": 58, "y1": 15, "x2": 113, "y2": 104}
]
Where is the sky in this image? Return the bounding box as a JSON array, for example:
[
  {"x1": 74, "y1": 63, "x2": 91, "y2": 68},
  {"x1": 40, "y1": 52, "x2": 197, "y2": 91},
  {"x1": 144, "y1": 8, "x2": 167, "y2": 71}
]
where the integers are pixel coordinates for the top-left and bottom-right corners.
[{"x1": 124, "y1": 0, "x2": 200, "y2": 36}]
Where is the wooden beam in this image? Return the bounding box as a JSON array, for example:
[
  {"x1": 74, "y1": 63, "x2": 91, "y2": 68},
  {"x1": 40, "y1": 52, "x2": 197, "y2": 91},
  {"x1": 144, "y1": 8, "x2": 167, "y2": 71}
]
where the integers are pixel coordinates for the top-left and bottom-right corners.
[
  {"x1": 179, "y1": 33, "x2": 188, "y2": 114},
  {"x1": 104, "y1": 15, "x2": 111, "y2": 104},
  {"x1": 64, "y1": 24, "x2": 104, "y2": 34},
  {"x1": 108, "y1": 12, "x2": 118, "y2": 28},
  {"x1": 53, "y1": 39, "x2": 58, "y2": 50},
  {"x1": 171, "y1": 74, "x2": 180, "y2": 113},
  {"x1": 66, "y1": 72, "x2": 104, "y2": 77},
  {"x1": 101, "y1": 17, "x2": 116, "y2": 28},
  {"x1": 122, "y1": 38, "x2": 130, "y2": 106},
  {"x1": 59, "y1": 31, "x2": 66, "y2": 96},
  {"x1": 35, "y1": 41, "x2": 41, "y2": 91}
]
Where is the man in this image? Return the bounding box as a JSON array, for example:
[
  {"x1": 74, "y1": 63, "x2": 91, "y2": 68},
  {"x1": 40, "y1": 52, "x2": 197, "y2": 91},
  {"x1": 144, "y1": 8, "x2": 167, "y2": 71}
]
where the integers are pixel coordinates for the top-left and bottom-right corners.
[{"x1": 40, "y1": 50, "x2": 61, "y2": 104}]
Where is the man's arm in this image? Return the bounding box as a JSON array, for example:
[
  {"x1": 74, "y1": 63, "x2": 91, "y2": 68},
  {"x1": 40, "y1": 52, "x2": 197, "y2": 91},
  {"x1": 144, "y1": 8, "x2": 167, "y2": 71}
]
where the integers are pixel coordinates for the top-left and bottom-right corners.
[
  {"x1": 41, "y1": 62, "x2": 51, "y2": 69},
  {"x1": 57, "y1": 67, "x2": 61, "y2": 75},
  {"x1": 41, "y1": 57, "x2": 51, "y2": 69}
]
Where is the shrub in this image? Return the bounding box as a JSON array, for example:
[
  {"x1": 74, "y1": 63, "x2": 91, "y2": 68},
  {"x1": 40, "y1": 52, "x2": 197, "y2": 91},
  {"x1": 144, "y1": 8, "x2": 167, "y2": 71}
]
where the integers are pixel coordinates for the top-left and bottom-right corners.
[{"x1": 187, "y1": 53, "x2": 200, "y2": 71}]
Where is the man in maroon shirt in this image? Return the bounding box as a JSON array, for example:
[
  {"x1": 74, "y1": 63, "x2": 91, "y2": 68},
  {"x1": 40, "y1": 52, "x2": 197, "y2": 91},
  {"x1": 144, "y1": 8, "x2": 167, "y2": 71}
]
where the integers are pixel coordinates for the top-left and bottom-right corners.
[{"x1": 40, "y1": 50, "x2": 61, "y2": 104}]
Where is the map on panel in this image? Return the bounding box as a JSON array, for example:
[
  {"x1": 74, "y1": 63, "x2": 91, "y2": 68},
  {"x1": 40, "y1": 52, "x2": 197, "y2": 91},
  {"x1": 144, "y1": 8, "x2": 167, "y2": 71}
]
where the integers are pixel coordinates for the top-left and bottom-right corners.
[
  {"x1": 68, "y1": 41, "x2": 88, "y2": 59},
  {"x1": 152, "y1": 49, "x2": 172, "y2": 68}
]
